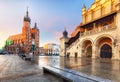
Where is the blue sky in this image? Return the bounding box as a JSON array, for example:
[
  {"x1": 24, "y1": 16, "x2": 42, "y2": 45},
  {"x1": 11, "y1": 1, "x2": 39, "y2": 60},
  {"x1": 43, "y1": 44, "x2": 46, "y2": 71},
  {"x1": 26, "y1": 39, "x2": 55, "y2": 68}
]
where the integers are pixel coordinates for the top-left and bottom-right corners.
[{"x1": 0, "y1": 0, "x2": 94, "y2": 48}]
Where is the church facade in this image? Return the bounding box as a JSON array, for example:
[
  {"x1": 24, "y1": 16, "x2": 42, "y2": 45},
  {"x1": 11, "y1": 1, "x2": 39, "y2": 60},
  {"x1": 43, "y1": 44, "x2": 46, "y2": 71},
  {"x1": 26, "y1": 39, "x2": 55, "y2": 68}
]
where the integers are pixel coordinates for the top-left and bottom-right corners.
[
  {"x1": 61, "y1": 0, "x2": 120, "y2": 60},
  {"x1": 5, "y1": 9, "x2": 39, "y2": 54}
]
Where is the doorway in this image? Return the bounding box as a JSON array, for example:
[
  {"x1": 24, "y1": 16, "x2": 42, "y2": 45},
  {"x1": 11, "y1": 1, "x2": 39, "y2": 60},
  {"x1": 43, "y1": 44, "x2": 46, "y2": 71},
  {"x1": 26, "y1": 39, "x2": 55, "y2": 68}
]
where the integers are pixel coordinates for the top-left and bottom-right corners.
[{"x1": 100, "y1": 44, "x2": 112, "y2": 58}]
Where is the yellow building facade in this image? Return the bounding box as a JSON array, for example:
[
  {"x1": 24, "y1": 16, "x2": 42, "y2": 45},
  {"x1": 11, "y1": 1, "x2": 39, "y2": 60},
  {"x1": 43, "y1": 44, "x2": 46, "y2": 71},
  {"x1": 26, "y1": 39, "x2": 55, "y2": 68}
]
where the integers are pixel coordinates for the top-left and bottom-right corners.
[{"x1": 65, "y1": 0, "x2": 120, "y2": 59}]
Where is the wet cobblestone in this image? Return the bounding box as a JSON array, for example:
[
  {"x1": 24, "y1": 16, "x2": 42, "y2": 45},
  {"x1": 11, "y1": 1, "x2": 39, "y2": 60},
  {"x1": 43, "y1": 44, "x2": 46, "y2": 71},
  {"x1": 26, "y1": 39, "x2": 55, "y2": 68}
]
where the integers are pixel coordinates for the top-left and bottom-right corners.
[
  {"x1": 39, "y1": 56, "x2": 120, "y2": 82},
  {"x1": 0, "y1": 55, "x2": 60, "y2": 82}
]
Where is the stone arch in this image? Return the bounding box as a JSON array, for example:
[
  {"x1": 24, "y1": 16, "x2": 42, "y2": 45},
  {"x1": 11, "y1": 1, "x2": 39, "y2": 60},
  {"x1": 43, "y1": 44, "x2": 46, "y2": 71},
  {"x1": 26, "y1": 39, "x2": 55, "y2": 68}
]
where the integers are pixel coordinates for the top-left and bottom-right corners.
[
  {"x1": 94, "y1": 34, "x2": 114, "y2": 44},
  {"x1": 86, "y1": 45, "x2": 92, "y2": 57},
  {"x1": 81, "y1": 38, "x2": 93, "y2": 45},
  {"x1": 99, "y1": 42, "x2": 111, "y2": 50},
  {"x1": 94, "y1": 35, "x2": 113, "y2": 58},
  {"x1": 81, "y1": 39, "x2": 93, "y2": 57}
]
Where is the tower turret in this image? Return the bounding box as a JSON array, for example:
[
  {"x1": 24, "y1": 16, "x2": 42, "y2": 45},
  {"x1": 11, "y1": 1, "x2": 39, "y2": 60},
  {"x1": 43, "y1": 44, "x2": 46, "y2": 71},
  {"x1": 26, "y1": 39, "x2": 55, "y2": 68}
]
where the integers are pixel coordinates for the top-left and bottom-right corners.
[
  {"x1": 60, "y1": 28, "x2": 69, "y2": 56},
  {"x1": 63, "y1": 28, "x2": 68, "y2": 38},
  {"x1": 24, "y1": 8, "x2": 31, "y2": 22},
  {"x1": 33, "y1": 22, "x2": 38, "y2": 29},
  {"x1": 82, "y1": 4, "x2": 86, "y2": 14}
]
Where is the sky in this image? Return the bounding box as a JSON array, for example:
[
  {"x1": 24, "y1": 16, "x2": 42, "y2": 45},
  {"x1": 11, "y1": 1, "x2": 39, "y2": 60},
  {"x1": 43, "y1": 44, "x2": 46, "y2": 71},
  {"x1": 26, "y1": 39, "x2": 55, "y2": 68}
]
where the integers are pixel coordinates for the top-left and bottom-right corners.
[{"x1": 0, "y1": 0, "x2": 94, "y2": 49}]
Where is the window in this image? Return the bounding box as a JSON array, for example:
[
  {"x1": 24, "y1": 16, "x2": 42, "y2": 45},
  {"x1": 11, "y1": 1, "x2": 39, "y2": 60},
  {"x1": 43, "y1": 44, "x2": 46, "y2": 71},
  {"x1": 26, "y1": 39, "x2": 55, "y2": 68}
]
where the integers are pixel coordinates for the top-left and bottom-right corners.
[
  {"x1": 92, "y1": 11, "x2": 95, "y2": 19},
  {"x1": 102, "y1": 7, "x2": 105, "y2": 15}
]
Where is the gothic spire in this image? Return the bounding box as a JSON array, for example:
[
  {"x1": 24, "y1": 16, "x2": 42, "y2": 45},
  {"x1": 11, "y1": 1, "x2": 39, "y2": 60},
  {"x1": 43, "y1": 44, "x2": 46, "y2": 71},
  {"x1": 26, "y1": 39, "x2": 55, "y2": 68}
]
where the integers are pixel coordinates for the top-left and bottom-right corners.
[
  {"x1": 26, "y1": 6, "x2": 29, "y2": 17},
  {"x1": 24, "y1": 7, "x2": 31, "y2": 22},
  {"x1": 34, "y1": 22, "x2": 37, "y2": 29},
  {"x1": 83, "y1": 4, "x2": 86, "y2": 9}
]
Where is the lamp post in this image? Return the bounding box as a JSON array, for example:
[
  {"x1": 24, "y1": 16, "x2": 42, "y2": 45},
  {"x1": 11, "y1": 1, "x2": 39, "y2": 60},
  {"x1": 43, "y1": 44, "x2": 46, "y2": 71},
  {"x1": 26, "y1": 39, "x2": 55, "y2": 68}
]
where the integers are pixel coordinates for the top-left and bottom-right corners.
[{"x1": 32, "y1": 40, "x2": 35, "y2": 62}]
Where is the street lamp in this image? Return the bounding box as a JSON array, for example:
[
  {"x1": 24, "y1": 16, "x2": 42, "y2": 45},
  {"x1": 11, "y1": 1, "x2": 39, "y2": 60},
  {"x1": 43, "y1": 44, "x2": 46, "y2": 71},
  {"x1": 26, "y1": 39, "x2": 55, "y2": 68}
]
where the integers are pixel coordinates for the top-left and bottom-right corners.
[
  {"x1": 32, "y1": 40, "x2": 35, "y2": 51},
  {"x1": 32, "y1": 40, "x2": 35, "y2": 62}
]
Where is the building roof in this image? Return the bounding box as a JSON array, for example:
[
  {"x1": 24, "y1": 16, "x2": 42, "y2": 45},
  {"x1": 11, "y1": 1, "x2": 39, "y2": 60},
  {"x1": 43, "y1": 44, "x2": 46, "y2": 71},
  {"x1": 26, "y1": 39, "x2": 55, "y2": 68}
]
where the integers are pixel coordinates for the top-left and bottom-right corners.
[
  {"x1": 81, "y1": 11, "x2": 117, "y2": 27},
  {"x1": 8, "y1": 34, "x2": 23, "y2": 41},
  {"x1": 66, "y1": 32, "x2": 80, "y2": 47}
]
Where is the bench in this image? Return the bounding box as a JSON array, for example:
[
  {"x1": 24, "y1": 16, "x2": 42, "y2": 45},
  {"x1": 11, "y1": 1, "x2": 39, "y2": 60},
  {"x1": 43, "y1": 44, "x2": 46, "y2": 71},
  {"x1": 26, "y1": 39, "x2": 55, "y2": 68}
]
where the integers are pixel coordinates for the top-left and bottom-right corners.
[{"x1": 43, "y1": 66, "x2": 112, "y2": 82}]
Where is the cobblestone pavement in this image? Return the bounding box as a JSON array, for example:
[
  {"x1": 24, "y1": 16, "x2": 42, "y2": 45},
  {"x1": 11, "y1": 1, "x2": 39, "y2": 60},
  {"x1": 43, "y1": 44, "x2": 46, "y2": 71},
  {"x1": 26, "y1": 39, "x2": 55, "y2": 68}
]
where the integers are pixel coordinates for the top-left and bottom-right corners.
[
  {"x1": 0, "y1": 55, "x2": 60, "y2": 82},
  {"x1": 39, "y1": 56, "x2": 120, "y2": 82}
]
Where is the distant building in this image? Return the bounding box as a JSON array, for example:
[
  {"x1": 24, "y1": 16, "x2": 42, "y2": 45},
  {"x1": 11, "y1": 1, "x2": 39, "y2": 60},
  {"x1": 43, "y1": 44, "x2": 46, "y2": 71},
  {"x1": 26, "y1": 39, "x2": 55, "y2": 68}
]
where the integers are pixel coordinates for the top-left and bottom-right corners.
[
  {"x1": 5, "y1": 9, "x2": 39, "y2": 54},
  {"x1": 39, "y1": 47, "x2": 44, "y2": 54},
  {"x1": 60, "y1": 29, "x2": 69, "y2": 56},
  {"x1": 43, "y1": 43, "x2": 60, "y2": 55},
  {"x1": 64, "y1": 0, "x2": 120, "y2": 59}
]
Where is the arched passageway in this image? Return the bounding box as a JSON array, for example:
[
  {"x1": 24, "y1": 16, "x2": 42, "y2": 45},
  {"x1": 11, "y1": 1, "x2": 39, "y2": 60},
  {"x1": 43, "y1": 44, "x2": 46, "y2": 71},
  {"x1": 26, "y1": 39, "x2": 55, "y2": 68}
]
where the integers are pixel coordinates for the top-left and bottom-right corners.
[
  {"x1": 82, "y1": 40, "x2": 92, "y2": 57},
  {"x1": 95, "y1": 36, "x2": 112, "y2": 58},
  {"x1": 100, "y1": 44, "x2": 112, "y2": 58},
  {"x1": 86, "y1": 45, "x2": 92, "y2": 57}
]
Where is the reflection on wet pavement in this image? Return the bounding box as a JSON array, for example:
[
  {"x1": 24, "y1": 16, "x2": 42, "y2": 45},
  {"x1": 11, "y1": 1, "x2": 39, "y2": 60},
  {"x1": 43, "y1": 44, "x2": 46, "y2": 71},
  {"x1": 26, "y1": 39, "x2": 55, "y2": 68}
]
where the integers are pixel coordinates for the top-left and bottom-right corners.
[
  {"x1": 39, "y1": 56, "x2": 120, "y2": 82},
  {"x1": 0, "y1": 55, "x2": 60, "y2": 82}
]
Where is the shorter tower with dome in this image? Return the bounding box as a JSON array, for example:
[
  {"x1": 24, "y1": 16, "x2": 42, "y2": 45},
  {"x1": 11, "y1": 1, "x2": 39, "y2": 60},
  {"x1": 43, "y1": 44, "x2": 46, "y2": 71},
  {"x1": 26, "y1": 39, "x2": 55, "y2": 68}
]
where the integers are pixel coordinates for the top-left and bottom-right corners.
[{"x1": 60, "y1": 28, "x2": 69, "y2": 56}]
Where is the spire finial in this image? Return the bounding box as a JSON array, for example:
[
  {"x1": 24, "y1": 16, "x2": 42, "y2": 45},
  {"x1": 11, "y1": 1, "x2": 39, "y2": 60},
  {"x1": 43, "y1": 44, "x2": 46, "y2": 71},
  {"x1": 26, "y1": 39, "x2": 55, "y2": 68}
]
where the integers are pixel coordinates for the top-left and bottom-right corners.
[
  {"x1": 64, "y1": 27, "x2": 66, "y2": 31},
  {"x1": 63, "y1": 27, "x2": 68, "y2": 37},
  {"x1": 83, "y1": 4, "x2": 86, "y2": 8},
  {"x1": 26, "y1": 6, "x2": 29, "y2": 17},
  {"x1": 24, "y1": 6, "x2": 31, "y2": 22},
  {"x1": 33, "y1": 22, "x2": 38, "y2": 29},
  {"x1": 35, "y1": 22, "x2": 37, "y2": 27}
]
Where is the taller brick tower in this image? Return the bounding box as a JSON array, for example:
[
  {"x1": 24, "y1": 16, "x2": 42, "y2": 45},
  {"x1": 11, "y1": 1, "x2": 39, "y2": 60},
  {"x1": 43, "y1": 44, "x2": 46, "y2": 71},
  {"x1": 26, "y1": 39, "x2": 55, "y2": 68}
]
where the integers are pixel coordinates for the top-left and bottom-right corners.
[
  {"x1": 5, "y1": 8, "x2": 40, "y2": 54},
  {"x1": 22, "y1": 9, "x2": 32, "y2": 53}
]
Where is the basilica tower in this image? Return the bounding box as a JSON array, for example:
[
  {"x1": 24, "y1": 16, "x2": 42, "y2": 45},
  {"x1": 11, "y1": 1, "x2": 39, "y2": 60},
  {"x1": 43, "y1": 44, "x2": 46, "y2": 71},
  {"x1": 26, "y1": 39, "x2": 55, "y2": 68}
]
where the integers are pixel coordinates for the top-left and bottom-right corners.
[
  {"x1": 5, "y1": 8, "x2": 40, "y2": 54},
  {"x1": 31, "y1": 22, "x2": 40, "y2": 54},
  {"x1": 22, "y1": 9, "x2": 32, "y2": 53}
]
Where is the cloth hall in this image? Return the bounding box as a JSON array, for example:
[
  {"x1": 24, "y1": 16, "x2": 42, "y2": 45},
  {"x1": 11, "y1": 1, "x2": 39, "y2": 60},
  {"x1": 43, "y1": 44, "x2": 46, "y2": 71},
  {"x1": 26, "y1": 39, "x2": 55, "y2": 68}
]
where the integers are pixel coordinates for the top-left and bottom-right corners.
[{"x1": 60, "y1": 0, "x2": 120, "y2": 59}]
